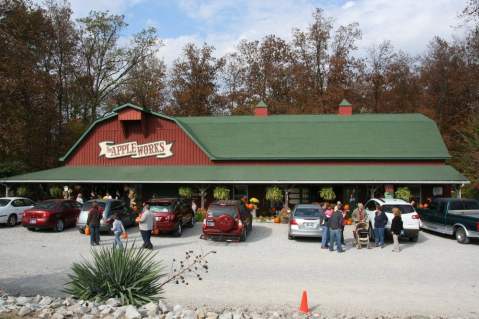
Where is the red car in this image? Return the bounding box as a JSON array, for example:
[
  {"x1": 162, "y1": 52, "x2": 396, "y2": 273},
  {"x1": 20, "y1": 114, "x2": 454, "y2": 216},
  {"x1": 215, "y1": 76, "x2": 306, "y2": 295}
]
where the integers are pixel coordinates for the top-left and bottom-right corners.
[
  {"x1": 202, "y1": 200, "x2": 253, "y2": 241},
  {"x1": 22, "y1": 199, "x2": 81, "y2": 232},
  {"x1": 147, "y1": 198, "x2": 195, "y2": 236}
]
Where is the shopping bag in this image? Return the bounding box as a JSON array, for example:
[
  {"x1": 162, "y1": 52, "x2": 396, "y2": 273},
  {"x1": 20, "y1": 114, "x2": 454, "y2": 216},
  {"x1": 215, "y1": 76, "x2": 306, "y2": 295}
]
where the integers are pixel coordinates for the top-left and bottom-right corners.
[
  {"x1": 84, "y1": 225, "x2": 90, "y2": 235},
  {"x1": 121, "y1": 232, "x2": 128, "y2": 239}
]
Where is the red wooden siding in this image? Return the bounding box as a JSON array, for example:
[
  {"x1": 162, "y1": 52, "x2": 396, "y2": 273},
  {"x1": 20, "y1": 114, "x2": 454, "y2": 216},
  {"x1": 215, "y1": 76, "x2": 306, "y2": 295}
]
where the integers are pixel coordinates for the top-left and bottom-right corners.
[{"x1": 66, "y1": 113, "x2": 212, "y2": 166}]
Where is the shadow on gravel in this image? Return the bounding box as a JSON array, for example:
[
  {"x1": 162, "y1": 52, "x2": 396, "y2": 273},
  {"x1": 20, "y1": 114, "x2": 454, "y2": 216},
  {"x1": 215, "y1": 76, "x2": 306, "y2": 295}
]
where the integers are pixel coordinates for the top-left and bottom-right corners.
[{"x1": 0, "y1": 272, "x2": 67, "y2": 297}]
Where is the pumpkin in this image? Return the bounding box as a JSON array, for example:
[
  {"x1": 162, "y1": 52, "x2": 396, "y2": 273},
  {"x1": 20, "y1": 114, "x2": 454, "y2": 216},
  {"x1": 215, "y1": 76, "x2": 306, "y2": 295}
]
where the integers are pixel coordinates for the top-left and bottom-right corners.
[
  {"x1": 274, "y1": 217, "x2": 281, "y2": 223},
  {"x1": 344, "y1": 204, "x2": 350, "y2": 211},
  {"x1": 346, "y1": 219, "x2": 353, "y2": 225}
]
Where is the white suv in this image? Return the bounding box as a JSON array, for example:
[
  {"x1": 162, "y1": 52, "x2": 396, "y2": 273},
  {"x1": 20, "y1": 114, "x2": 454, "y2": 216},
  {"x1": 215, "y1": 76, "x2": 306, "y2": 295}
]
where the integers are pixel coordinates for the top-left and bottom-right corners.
[
  {"x1": 0, "y1": 197, "x2": 35, "y2": 226},
  {"x1": 365, "y1": 198, "x2": 420, "y2": 242}
]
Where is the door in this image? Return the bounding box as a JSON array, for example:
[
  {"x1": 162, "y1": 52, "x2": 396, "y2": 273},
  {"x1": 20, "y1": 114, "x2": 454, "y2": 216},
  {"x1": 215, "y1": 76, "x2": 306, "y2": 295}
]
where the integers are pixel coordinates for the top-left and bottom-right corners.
[
  {"x1": 11, "y1": 199, "x2": 26, "y2": 219},
  {"x1": 61, "y1": 202, "x2": 74, "y2": 226},
  {"x1": 426, "y1": 200, "x2": 449, "y2": 233}
]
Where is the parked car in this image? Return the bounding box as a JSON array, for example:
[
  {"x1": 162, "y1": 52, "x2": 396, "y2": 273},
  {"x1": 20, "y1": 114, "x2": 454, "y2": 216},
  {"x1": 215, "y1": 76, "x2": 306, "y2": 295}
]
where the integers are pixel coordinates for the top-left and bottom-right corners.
[
  {"x1": 288, "y1": 204, "x2": 323, "y2": 240},
  {"x1": 418, "y1": 198, "x2": 479, "y2": 244},
  {"x1": 0, "y1": 197, "x2": 34, "y2": 226},
  {"x1": 77, "y1": 199, "x2": 137, "y2": 233},
  {"x1": 202, "y1": 200, "x2": 252, "y2": 241},
  {"x1": 365, "y1": 198, "x2": 420, "y2": 242},
  {"x1": 22, "y1": 199, "x2": 81, "y2": 232},
  {"x1": 147, "y1": 198, "x2": 195, "y2": 236}
]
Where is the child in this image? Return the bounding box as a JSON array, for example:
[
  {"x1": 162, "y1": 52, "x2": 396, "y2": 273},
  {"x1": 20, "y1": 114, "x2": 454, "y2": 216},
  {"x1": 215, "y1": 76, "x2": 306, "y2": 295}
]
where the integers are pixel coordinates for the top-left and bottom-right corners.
[
  {"x1": 111, "y1": 214, "x2": 125, "y2": 249},
  {"x1": 391, "y1": 207, "x2": 403, "y2": 252}
]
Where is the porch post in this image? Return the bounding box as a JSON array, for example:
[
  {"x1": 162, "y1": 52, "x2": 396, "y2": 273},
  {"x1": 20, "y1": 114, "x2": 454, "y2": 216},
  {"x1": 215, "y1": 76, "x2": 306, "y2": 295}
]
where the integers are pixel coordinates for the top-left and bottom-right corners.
[{"x1": 5, "y1": 184, "x2": 9, "y2": 197}]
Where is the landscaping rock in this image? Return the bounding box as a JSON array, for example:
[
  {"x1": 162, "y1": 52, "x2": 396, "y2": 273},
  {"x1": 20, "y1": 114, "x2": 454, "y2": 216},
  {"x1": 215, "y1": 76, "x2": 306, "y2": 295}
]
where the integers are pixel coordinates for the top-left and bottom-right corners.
[
  {"x1": 173, "y1": 304, "x2": 183, "y2": 314},
  {"x1": 39, "y1": 296, "x2": 53, "y2": 306},
  {"x1": 206, "y1": 311, "x2": 219, "y2": 319},
  {"x1": 100, "y1": 305, "x2": 113, "y2": 315},
  {"x1": 158, "y1": 300, "x2": 169, "y2": 314},
  {"x1": 124, "y1": 305, "x2": 141, "y2": 319},
  {"x1": 112, "y1": 306, "x2": 125, "y2": 319},
  {"x1": 82, "y1": 315, "x2": 95, "y2": 319},
  {"x1": 219, "y1": 311, "x2": 233, "y2": 319},
  {"x1": 33, "y1": 295, "x2": 42, "y2": 304},
  {"x1": 18, "y1": 305, "x2": 33, "y2": 317},
  {"x1": 51, "y1": 312, "x2": 65, "y2": 319},
  {"x1": 140, "y1": 301, "x2": 158, "y2": 317},
  {"x1": 196, "y1": 307, "x2": 207, "y2": 319},
  {"x1": 16, "y1": 296, "x2": 31, "y2": 305},
  {"x1": 106, "y1": 298, "x2": 121, "y2": 307},
  {"x1": 182, "y1": 309, "x2": 196, "y2": 319}
]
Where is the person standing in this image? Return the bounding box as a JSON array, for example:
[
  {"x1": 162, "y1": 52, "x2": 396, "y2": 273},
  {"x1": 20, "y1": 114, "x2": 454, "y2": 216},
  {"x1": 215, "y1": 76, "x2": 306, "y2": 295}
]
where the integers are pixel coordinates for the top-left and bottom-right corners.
[
  {"x1": 351, "y1": 203, "x2": 368, "y2": 244},
  {"x1": 139, "y1": 203, "x2": 154, "y2": 249},
  {"x1": 111, "y1": 214, "x2": 125, "y2": 249},
  {"x1": 191, "y1": 200, "x2": 197, "y2": 213},
  {"x1": 329, "y1": 206, "x2": 344, "y2": 253},
  {"x1": 374, "y1": 204, "x2": 388, "y2": 248},
  {"x1": 86, "y1": 202, "x2": 101, "y2": 246},
  {"x1": 320, "y1": 203, "x2": 332, "y2": 249},
  {"x1": 76, "y1": 193, "x2": 84, "y2": 205},
  {"x1": 391, "y1": 207, "x2": 403, "y2": 252}
]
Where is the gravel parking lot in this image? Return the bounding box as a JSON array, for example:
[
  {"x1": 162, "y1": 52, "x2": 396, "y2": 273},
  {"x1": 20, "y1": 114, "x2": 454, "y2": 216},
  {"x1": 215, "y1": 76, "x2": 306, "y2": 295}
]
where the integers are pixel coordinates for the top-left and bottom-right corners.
[{"x1": 0, "y1": 223, "x2": 478, "y2": 318}]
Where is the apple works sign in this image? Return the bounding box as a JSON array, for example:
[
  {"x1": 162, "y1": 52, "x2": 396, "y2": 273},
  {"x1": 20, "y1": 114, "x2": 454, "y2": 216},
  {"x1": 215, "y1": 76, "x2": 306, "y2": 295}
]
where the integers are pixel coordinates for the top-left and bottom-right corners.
[{"x1": 98, "y1": 141, "x2": 173, "y2": 159}]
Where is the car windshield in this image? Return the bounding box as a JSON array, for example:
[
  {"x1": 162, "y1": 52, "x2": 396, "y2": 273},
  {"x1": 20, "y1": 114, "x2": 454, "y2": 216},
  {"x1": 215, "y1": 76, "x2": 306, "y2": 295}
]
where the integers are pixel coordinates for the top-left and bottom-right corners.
[
  {"x1": 82, "y1": 201, "x2": 106, "y2": 210},
  {"x1": 34, "y1": 201, "x2": 58, "y2": 210},
  {"x1": 294, "y1": 208, "x2": 321, "y2": 218},
  {"x1": 208, "y1": 205, "x2": 238, "y2": 217},
  {"x1": 150, "y1": 203, "x2": 172, "y2": 213},
  {"x1": 0, "y1": 199, "x2": 10, "y2": 207},
  {"x1": 382, "y1": 205, "x2": 415, "y2": 214}
]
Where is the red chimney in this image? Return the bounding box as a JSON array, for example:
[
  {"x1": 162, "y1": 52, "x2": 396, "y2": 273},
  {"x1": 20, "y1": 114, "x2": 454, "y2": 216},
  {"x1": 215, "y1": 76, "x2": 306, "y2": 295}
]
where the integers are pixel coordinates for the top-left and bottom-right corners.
[
  {"x1": 338, "y1": 99, "x2": 352, "y2": 116},
  {"x1": 255, "y1": 101, "x2": 268, "y2": 117}
]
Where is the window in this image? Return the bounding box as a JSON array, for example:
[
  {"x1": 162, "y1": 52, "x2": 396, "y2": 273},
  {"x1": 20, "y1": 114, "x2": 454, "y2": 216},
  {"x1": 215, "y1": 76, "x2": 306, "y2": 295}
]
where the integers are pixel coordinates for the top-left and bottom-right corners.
[
  {"x1": 294, "y1": 208, "x2": 320, "y2": 218},
  {"x1": 12, "y1": 199, "x2": 24, "y2": 207},
  {"x1": 110, "y1": 201, "x2": 124, "y2": 211},
  {"x1": 449, "y1": 201, "x2": 464, "y2": 211},
  {"x1": 82, "y1": 201, "x2": 106, "y2": 210},
  {"x1": 382, "y1": 205, "x2": 415, "y2": 214},
  {"x1": 34, "y1": 201, "x2": 58, "y2": 210},
  {"x1": 207, "y1": 205, "x2": 238, "y2": 217},
  {"x1": 464, "y1": 200, "x2": 479, "y2": 210},
  {"x1": 23, "y1": 199, "x2": 34, "y2": 206},
  {"x1": 0, "y1": 199, "x2": 10, "y2": 207},
  {"x1": 150, "y1": 202, "x2": 173, "y2": 213},
  {"x1": 365, "y1": 200, "x2": 377, "y2": 211},
  {"x1": 61, "y1": 202, "x2": 72, "y2": 210}
]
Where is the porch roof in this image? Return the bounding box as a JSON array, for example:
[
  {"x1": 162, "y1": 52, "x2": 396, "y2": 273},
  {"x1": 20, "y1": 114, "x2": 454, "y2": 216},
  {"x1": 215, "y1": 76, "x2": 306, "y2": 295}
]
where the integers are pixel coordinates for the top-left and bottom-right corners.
[{"x1": 2, "y1": 164, "x2": 468, "y2": 184}]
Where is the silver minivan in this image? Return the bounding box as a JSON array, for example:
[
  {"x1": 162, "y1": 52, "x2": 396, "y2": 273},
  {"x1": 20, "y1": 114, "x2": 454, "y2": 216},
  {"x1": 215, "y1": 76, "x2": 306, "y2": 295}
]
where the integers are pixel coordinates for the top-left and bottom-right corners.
[{"x1": 288, "y1": 204, "x2": 323, "y2": 240}]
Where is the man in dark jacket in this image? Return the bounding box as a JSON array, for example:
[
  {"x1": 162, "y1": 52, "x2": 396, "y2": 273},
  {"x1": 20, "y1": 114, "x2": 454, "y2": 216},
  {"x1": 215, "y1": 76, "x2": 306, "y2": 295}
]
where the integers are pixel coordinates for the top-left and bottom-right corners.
[
  {"x1": 328, "y1": 207, "x2": 344, "y2": 253},
  {"x1": 86, "y1": 202, "x2": 101, "y2": 246},
  {"x1": 373, "y1": 204, "x2": 388, "y2": 248}
]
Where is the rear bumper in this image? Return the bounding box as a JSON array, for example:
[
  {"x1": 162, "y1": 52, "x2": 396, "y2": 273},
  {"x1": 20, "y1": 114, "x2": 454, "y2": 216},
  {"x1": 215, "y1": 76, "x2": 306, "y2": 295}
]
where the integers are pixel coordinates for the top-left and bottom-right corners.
[
  {"x1": 152, "y1": 221, "x2": 177, "y2": 234},
  {"x1": 22, "y1": 218, "x2": 54, "y2": 229},
  {"x1": 202, "y1": 227, "x2": 243, "y2": 238},
  {"x1": 466, "y1": 229, "x2": 479, "y2": 238},
  {"x1": 289, "y1": 228, "x2": 323, "y2": 238}
]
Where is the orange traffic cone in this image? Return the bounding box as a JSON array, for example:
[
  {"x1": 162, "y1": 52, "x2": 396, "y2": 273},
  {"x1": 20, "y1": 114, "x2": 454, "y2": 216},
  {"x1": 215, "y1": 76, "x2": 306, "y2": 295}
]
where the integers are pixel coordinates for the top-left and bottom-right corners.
[{"x1": 299, "y1": 290, "x2": 309, "y2": 313}]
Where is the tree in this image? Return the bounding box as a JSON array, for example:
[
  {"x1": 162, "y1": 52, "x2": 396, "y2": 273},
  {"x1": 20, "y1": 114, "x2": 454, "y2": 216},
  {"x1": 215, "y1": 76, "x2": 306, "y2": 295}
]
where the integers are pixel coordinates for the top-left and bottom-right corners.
[
  {"x1": 168, "y1": 43, "x2": 225, "y2": 115},
  {"x1": 75, "y1": 11, "x2": 159, "y2": 121}
]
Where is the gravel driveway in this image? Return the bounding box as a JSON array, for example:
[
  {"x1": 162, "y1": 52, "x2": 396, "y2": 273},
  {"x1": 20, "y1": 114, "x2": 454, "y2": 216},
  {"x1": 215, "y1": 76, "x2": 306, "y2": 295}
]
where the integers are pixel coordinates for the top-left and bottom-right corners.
[{"x1": 0, "y1": 223, "x2": 478, "y2": 318}]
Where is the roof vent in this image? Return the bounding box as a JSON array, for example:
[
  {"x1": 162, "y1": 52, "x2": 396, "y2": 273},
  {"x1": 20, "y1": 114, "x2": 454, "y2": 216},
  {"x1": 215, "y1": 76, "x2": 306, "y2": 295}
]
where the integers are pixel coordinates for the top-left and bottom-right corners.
[
  {"x1": 338, "y1": 99, "x2": 352, "y2": 116},
  {"x1": 255, "y1": 101, "x2": 268, "y2": 117}
]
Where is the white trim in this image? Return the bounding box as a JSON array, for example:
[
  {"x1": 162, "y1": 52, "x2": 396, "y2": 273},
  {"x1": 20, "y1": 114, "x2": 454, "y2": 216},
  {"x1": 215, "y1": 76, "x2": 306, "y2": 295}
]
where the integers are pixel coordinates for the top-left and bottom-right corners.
[{"x1": 2, "y1": 180, "x2": 470, "y2": 184}]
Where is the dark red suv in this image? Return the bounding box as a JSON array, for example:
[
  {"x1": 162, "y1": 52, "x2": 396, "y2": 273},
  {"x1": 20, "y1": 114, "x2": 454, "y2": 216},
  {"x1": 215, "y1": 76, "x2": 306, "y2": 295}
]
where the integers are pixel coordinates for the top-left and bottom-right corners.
[
  {"x1": 147, "y1": 198, "x2": 195, "y2": 236},
  {"x1": 202, "y1": 200, "x2": 253, "y2": 241}
]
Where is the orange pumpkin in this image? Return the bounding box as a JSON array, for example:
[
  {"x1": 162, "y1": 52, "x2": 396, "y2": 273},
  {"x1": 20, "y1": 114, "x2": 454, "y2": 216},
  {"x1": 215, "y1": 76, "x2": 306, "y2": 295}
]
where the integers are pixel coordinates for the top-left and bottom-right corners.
[
  {"x1": 274, "y1": 217, "x2": 281, "y2": 223},
  {"x1": 344, "y1": 204, "x2": 350, "y2": 211}
]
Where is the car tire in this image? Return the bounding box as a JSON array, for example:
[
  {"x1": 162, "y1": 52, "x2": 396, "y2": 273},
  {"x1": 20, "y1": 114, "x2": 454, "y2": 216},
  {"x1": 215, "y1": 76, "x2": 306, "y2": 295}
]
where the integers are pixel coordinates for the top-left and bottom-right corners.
[
  {"x1": 187, "y1": 214, "x2": 195, "y2": 227},
  {"x1": 455, "y1": 227, "x2": 470, "y2": 244},
  {"x1": 409, "y1": 235, "x2": 418, "y2": 242},
  {"x1": 174, "y1": 223, "x2": 182, "y2": 237},
  {"x1": 27, "y1": 227, "x2": 35, "y2": 231},
  {"x1": 288, "y1": 234, "x2": 294, "y2": 240},
  {"x1": 240, "y1": 228, "x2": 246, "y2": 242},
  {"x1": 55, "y1": 219, "x2": 65, "y2": 232},
  {"x1": 7, "y1": 214, "x2": 17, "y2": 227},
  {"x1": 79, "y1": 228, "x2": 85, "y2": 234}
]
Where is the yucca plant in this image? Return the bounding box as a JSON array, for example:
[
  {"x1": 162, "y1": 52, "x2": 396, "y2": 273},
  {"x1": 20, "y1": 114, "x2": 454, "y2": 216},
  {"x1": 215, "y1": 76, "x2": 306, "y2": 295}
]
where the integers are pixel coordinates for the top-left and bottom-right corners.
[
  {"x1": 49, "y1": 186, "x2": 62, "y2": 198},
  {"x1": 395, "y1": 187, "x2": 412, "y2": 201},
  {"x1": 213, "y1": 186, "x2": 230, "y2": 200},
  {"x1": 178, "y1": 186, "x2": 193, "y2": 199},
  {"x1": 64, "y1": 244, "x2": 165, "y2": 306},
  {"x1": 319, "y1": 187, "x2": 336, "y2": 201},
  {"x1": 265, "y1": 186, "x2": 283, "y2": 202}
]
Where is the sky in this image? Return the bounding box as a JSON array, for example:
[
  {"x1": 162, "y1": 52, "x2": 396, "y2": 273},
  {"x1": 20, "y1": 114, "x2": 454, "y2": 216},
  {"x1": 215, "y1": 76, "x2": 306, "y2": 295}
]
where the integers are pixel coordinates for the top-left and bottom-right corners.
[{"x1": 58, "y1": 0, "x2": 470, "y2": 64}]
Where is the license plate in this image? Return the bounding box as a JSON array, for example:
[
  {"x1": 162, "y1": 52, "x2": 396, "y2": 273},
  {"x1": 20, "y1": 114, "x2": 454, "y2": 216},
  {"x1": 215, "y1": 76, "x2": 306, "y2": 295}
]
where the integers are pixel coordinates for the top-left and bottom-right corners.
[
  {"x1": 207, "y1": 221, "x2": 215, "y2": 227},
  {"x1": 30, "y1": 219, "x2": 37, "y2": 224}
]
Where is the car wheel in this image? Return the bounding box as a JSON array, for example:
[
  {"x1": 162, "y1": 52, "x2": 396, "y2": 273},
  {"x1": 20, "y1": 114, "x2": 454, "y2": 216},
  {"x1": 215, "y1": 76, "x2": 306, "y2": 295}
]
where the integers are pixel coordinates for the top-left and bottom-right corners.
[
  {"x1": 409, "y1": 235, "x2": 418, "y2": 242},
  {"x1": 79, "y1": 228, "x2": 85, "y2": 234},
  {"x1": 187, "y1": 214, "x2": 195, "y2": 227},
  {"x1": 455, "y1": 227, "x2": 470, "y2": 244},
  {"x1": 240, "y1": 228, "x2": 246, "y2": 242},
  {"x1": 27, "y1": 227, "x2": 35, "y2": 231},
  {"x1": 288, "y1": 234, "x2": 294, "y2": 240},
  {"x1": 55, "y1": 219, "x2": 65, "y2": 232},
  {"x1": 7, "y1": 214, "x2": 17, "y2": 227},
  {"x1": 174, "y1": 223, "x2": 182, "y2": 237}
]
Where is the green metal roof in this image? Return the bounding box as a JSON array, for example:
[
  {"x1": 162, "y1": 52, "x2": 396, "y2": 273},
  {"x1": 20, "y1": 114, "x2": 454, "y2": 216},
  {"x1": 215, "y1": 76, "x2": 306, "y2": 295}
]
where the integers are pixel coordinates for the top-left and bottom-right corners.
[
  {"x1": 60, "y1": 104, "x2": 451, "y2": 161},
  {"x1": 2, "y1": 165, "x2": 467, "y2": 184},
  {"x1": 176, "y1": 113, "x2": 450, "y2": 160}
]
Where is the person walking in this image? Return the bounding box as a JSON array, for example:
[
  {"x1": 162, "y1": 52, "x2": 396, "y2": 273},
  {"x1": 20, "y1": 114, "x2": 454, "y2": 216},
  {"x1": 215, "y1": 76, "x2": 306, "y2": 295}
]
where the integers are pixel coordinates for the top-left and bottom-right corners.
[
  {"x1": 320, "y1": 203, "x2": 332, "y2": 249},
  {"x1": 391, "y1": 207, "x2": 403, "y2": 252},
  {"x1": 329, "y1": 206, "x2": 344, "y2": 253},
  {"x1": 374, "y1": 204, "x2": 388, "y2": 248},
  {"x1": 111, "y1": 214, "x2": 125, "y2": 249},
  {"x1": 86, "y1": 201, "x2": 101, "y2": 246},
  {"x1": 139, "y1": 203, "x2": 154, "y2": 249}
]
